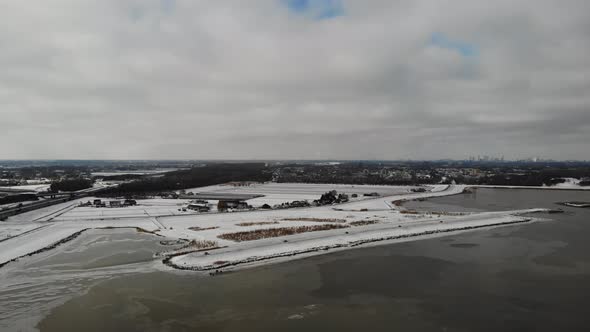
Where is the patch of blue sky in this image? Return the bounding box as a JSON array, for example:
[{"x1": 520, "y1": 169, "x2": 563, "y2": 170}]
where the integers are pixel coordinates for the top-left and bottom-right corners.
[
  {"x1": 430, "y1": 32, "x2": 478, "y2": 57},
  {"x1": 282, "y1": 0, "x2": 344, "y2": 20},
  {"x1": 160, "y1": 0, "x2": 176, "y2": 13}
]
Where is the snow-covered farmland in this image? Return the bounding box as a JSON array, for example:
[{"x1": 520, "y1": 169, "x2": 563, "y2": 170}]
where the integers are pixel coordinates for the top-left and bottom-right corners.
[
  {"x1": 0, "y1": 184, "x2": 549, "y2": 272},
  {"x1": 91, "y1": 168, "x2": 182, "y2": 177},
  {"x1": 55, "y1": 200, "x2": 194, "y2": 221},
  {"x1": 182, "y1": 182, "x2": 423, "y2": 207},
  {"x1": 0, "y1": 184, "x2": 50, "y2": 193},
  {"x1": 168, "y1": 211, "x2": 543, "y2": 271}
]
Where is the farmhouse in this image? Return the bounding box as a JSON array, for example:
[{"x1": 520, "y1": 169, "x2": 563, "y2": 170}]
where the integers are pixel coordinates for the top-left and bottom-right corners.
[
  {"x1": 109, "y1": 201, "x2": 122, "y2": 207},
  {"x1": 187, "y1": 203, "x2": 210, "y2": 212}
]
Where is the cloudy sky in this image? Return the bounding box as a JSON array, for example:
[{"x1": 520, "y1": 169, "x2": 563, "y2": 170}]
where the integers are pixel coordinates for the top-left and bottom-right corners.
[{"x1": 1, "y1": 0, "x2": 589, "y2": 160}]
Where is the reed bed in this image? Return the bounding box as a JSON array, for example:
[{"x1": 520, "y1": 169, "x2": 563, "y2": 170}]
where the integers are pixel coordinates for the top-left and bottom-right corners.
[
  {"x1": 188, "y1": 226, "x2": 219, "y2": 231},
  {"x1": 282, "y1": 217, "x2": 346, "y2": 223},
  {"x1": 218, "y1": 224, "x2": 349, "y2": 242},
  {"x1": 185, "y1": 239, "x2": 218, "y2": 249},
  {"x1": 349, "y1": 220, "x2": 379, "y2": 226},
  {"x1": 236, "y1": 221, "x2": 280, "y2": 227}
]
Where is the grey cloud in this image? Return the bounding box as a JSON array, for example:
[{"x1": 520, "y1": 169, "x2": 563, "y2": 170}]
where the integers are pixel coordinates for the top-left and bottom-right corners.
[{"x1": 0, "y1": 0, "x2": 589, "y2": 160}]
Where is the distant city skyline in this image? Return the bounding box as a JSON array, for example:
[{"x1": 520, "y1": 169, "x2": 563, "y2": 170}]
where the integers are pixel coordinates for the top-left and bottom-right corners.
[
  {"x1": 1, "y1": 1, "x2": 589, "y2": 160},
  {"x1": 1, "y1": 156, "x2": 588, "y2": 163}
]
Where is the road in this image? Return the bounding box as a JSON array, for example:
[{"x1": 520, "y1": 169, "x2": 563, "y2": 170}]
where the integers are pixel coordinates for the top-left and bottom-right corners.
[{"x1": 0, "y1": 184, "x2": 117, "y2": 221}]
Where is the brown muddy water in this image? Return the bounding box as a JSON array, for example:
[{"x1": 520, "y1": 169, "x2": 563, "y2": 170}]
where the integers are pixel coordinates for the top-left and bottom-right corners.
[{"x1": 2, "y1": 188, "x2": 590, "y2": 331}]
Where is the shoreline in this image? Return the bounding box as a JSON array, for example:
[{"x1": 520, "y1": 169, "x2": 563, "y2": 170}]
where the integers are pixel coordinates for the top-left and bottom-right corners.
[
  {"x1": 470, "y1": 185, "x2": 590, "y2": 191},
  {"x1": 0, "y1": 228, "x2": 89, "y2": 269},
  {"x1": 166, "y1": 210, "x2": 546, "y2": 272},
  {"x1": 0, "y1": 184, "x2": 571, "y2": 272},
  {"x1": 165, "y1": 218, "x2": 535, "y2": 272}
]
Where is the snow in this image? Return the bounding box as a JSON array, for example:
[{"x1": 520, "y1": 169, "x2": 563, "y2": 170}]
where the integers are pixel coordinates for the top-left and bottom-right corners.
[
  {"x1": 181, "y1": 182, "x2": 421, "y2": 207},
  {"x1": 0, "y1": 224, "x2": 46, "y2": 241},
  {"x1": 0, "y1": 224, "x2": 87, "y2": 265},
  {"x1": 56, "y1": 206, "x2": 189, "y2": 221},
  {"x1": 0, "y1": 183, "x2": 551, "y2": 271},
  {"x1": 334, "y1": 184, "x2": 465, "y2": 211},
  {"x1": 0, "y1": 184, "x2": 50, "y2": 192},
  {"x1": 91, "y1": 168, "x2": 181, "y2": 177},
  {"x1": 549, "y1": 178, "x2": 585, "y2": 189},
  {"x1": 184, "y1": 182, "x2": 417, "y2": 196},
  {"x1": 245, "y1": 194, "x2": 320, "y2": 207},
  {"x1": 4, "y1": 198, "x2": 89, "y2": 223},
  {"x1": 169, "y1": 210, "x2": 543, "y2": 271}
]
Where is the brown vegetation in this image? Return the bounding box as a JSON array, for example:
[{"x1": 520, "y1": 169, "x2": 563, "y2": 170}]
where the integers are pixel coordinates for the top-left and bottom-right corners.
[
  {"x1": 218, "y1": 224, "x2": 349, "y2": 242},
  {"x1": 427, "y1": 211, "x2": 469, "y2": 216},
  {"x1": 282, "y1": 217, "x2": 346, "y2": 223},
  {"x1": 136, "y1": 227, "x2": 158, "y2": 234},
  {"x1": 185, "y1": 239, "x2": 218, "y2": 249},
  {"x1": 236, "y1": 221, "x2": 280, "y2": 227},
  {"x1": 188, "y1": 226, "x2": 219, "y2": 231},
  {"x1": 349, "y1": 220, "x2": 379, "y2": 226}
]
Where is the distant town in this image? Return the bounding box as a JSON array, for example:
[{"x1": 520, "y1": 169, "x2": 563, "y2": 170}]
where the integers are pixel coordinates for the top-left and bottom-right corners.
[{"x1": 2, "y1": 159, "x2": 590, "y2": 192}]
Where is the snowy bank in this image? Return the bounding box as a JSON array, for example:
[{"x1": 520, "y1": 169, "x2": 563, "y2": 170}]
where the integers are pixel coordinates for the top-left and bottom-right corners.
[{"x1": 166, "y1": 210, "x2": 545, "y2": 272}]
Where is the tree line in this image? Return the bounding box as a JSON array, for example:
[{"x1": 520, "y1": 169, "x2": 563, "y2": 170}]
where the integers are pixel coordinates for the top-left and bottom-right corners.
[{"x1": 99, "y1": 163, "x2": 271, "y2": 196}]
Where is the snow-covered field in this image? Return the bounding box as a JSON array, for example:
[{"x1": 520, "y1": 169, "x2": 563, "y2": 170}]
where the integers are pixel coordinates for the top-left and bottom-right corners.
[
  {"x1": 0, "y1": 183, "x2": 552, "y2": 272},
  {"x1": 182, "y1": 182, "x2": 421, "y2": 207},
  {"x1": 91, "y1": 168, "x2": 182, "y2": 177},
  {"x1": 183, "y1": 182, "x2": 419, "y2": 196},
  {"x1": 168, "y1": 211, "x2": 543, "y2": 271},
  {"x1": 0, "y1": 184, "x2": 50, "y2": 193},
  {"x1": 0, "y1": 224, "x2": 47, "y2": 242},
  {"x1": 55, "y1": 201, "x2": 194, "y2": 221}
]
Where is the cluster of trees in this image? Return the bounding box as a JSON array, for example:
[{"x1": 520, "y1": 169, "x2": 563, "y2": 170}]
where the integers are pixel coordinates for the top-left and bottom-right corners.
[
  {"x1": 100, "y1": 174, "x2": 145, "y2": 181},
  {"x1": 276, "y1": 164, "x2": 427, "y2": 185},
  {"x1": 50, "y1": 179, "x2": 93, "y2": 192},
  {"x1": 457, "y1": 167, "x2": 590, "y2": 187},
  {"x1": 315, "y1": 190, "x2": 349, "y2": 205},
  {"x1": 273, "y1": 200, "x2": 311, "y2": 209},
  {"x1": 275, "y1": 162, "x2": 590, "y2": 187},
  {"x1": 100, "y1": 163, "x2": 271, "y2": 196}
]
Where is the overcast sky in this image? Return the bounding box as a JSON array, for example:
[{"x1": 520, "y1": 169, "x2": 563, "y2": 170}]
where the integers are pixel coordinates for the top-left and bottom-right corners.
[{"x1": 1, "y1": 0, "x2": 589, "y2": 160}]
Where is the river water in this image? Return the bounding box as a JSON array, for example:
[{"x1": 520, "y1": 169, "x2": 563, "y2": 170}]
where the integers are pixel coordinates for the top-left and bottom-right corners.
[{"x1": 3, "y1": 188, "x2": 590, "y2": 331}]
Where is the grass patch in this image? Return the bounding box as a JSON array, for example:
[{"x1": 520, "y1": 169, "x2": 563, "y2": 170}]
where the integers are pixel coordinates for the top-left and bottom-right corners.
[
  {"x1": 282, "y1": 217, "x2": 346, "y2": 223},
  {"x1": 236, "y1": 221, "x2": 280, "y2": 227},
  {"x1": 188, "y1": 226, "x2": 219, "y2": 231},
  {"x1": 218, "y1": 224, "x2": 349, "y2": 242}
]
